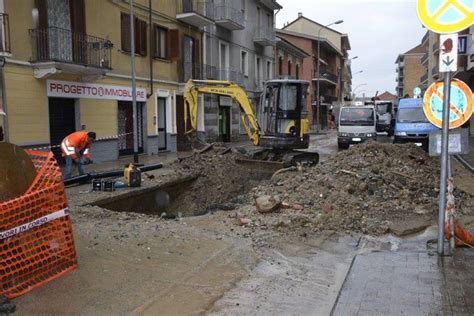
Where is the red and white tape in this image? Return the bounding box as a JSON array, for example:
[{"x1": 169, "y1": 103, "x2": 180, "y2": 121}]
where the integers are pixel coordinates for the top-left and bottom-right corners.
[{"x1": 30, "y1": 132, "x2": 134, "y2": 151}]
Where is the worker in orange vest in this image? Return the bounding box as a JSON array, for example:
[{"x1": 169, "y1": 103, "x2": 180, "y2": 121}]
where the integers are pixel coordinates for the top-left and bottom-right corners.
[{"x1": 61, "y1": 131, "x2": 96, "y2": 179}]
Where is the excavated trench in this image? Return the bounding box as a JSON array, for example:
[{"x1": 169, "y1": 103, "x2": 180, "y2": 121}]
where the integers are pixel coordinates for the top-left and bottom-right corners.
[{"x1": 94, "y1": 168, "x2": 271, "y2": 218}]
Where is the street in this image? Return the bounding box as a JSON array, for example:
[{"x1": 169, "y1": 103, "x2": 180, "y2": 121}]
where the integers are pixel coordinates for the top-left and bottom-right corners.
[{"x1": 11, "y1": 132, "x2": 474, "y2": 315}]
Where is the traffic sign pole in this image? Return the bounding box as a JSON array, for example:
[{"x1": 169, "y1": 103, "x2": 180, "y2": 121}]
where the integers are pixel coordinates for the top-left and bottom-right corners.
[{"x1": 437, "y1": 71, "x2": 451, "y2": 255}]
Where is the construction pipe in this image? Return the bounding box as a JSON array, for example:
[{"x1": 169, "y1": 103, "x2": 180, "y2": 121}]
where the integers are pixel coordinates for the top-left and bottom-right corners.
[{"x1": 63, "y1": 163, "x2": 163, "y2": 186}]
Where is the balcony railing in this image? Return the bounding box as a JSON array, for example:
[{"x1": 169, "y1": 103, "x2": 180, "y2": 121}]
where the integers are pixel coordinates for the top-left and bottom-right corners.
[
  {"x1": 432, "y1": 42, "x2": 439, "y2": 52},
  {"x1": 30, "y1": 27, "x2": 112, "y2": 69},
  {"x1": 421, "y1": 52, "x2": 429, "y2": 64},
  {"x1": 218, "y1": 68, "x2": 244, "y2": 85},
  {"x1": 177, "y1": 0, "x2": 214, "y2": 27},
  {"x1": 180, "y1": 62, "x2": 218, "y2": 82},
  {"x1": 215, "y1": 3, "x2": 245, "y2": 30},
  {"x1": 0, "y1": 13, "x2": 11, "y2": 56},
  {"x1": 420, "y1": 72, "x2": 428, "y2": 83},
  {"x1": 313, "y1": 70, "x2": 338, "y2": 84},
  {"x1": 253, "y1": 27, "x2": 275, "y2": 46},
  {"x1": 431, "y1": 65, "x2": 439, "y2": 78}
]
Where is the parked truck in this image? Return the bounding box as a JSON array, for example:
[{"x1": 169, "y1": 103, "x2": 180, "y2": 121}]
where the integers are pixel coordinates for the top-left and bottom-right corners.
[
  {"x1": 365, "y1": 100, "x2": 395, "y2": 135},
  {"x1": 337, "y1": 104, "x2": 377, "y2": 149},
  {"x1": 393, "y1": 98, "x2": 438, "y2": 151}
]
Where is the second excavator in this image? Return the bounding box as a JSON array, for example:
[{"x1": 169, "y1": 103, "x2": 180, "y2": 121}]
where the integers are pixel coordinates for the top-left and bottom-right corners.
[{"x1": 183, "y1": 79, "x2": 319, "y2": 167}]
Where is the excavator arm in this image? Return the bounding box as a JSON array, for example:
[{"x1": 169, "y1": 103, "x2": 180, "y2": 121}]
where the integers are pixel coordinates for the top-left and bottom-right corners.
[{"x1": 183, "y1": 80, "x2": 261, "y2": 145}]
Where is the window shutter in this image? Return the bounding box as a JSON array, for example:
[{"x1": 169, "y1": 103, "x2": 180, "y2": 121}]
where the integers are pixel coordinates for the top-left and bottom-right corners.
[
  {"x1": 140, "y1": 19, "x2": 147, "y2": 56},
  {"x1": 168, "y1": 29, "x2": 180, "y2": 60},
  {"x1": 121, "y1": 13, "x2": 131, "y2": 52},
  {"x1": 193, "y1": 38, "x2": 200, "y2": 64},
  {"x1": 152, "y1": 25, "x2": 157, "y2": 58}
]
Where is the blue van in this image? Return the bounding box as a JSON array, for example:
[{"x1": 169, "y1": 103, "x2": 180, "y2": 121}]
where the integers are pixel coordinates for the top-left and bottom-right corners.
[{"x1": 393, "y1": 98, "x2": 438, "y2": 150}]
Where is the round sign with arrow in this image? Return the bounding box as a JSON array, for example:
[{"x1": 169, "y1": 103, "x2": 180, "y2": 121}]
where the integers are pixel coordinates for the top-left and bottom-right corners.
[
  {"x1": 417, "y1": 0, "x2": 474, "y2": 34},
  {"x1": 423, "y1": 79, "x2": 473, "y2": 129}
]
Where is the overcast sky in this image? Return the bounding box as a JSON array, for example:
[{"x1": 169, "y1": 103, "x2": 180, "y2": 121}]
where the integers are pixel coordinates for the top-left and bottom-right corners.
[{"x1": 276, "y1": 0, "x2": 426, "y2": 97}]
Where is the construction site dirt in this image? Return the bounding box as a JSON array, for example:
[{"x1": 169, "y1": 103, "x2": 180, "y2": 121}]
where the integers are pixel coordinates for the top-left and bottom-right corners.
[{"x1": 11, "y1": 137, "x2": 474, "y2": 315}]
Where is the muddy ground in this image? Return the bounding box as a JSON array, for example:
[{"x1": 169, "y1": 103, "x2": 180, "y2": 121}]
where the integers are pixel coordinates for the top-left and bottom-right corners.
[{"x1": 12, "y1": 135, "x2": 474, "y2": 315}]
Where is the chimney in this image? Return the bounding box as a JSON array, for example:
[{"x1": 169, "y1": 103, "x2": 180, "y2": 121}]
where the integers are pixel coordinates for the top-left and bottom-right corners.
[{"x1": 298, "y1": 12, "x2": 302, "y2": 18}]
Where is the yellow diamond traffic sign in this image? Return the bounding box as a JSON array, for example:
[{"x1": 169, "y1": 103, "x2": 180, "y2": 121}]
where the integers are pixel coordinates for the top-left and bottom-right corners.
[{"x1": 417, "y1": 0, "x2": 474, "y2": 34}]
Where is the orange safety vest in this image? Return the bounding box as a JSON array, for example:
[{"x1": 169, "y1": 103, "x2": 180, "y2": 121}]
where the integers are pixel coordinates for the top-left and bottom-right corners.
[{"x1": 61, "y1": 131, "x2": 92, "y2": 160}]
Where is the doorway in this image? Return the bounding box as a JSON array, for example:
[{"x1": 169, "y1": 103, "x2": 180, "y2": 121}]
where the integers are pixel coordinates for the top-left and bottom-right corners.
[
  {"x1": 157, "y1": 97, "x2": 167, "y2": 151},
  {"x1": 118, "y1": 101, "x2": 144, "y2": 156},
  {"x1": 48, "y1": 97, "x2": 76, "y2": 164},
  {"x1": 219, "y1": 106, "x2": 231, "y2": 142}
]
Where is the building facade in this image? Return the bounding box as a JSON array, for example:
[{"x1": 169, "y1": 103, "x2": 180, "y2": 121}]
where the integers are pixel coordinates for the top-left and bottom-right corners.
[
  {"x1": 190, "y1": 0, "x2": 281, "y2": 143},
  {"x1": 277, "y1": 14, "x2": 351, "y2": 129},
  {"x1": 274, "y1": 35, "x2": 309, "y2": 79},
  {"x1": 395, "y1": 44, "x2": 425, "y2": 98},
  {"x1": 1, "y1": 0, "x2": 204, "y2": 162}
]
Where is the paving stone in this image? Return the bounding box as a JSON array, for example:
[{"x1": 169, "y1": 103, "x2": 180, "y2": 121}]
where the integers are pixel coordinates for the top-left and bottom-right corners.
[{"x1": 332, "y1": 249, "x2": 474, "y2": 315}]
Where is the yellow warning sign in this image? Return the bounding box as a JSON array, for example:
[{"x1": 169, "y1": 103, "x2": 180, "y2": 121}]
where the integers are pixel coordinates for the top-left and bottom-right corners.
[{"x1": 417, "y1": 0, "x2": 474, "y2": 34}]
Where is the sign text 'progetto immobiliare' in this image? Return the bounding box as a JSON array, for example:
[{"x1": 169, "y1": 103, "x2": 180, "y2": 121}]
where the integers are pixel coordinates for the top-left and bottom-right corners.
[{"x1": 47, "y1": 80, "x2": 147, "y2": 102}]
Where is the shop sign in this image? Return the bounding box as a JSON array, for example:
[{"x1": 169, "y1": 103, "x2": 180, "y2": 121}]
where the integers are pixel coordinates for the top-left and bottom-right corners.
[{"x1": 47, "y1": 80, "x2": 147, "y2": 102}]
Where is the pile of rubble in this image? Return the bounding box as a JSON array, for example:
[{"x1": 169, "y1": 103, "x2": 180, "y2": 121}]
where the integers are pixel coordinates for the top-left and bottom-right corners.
[
  {"x1": 171, "y1": 145, "x2": 267, "y2": 216},
  {"x1": 248, "y1": 142, "x2": 473, "y2": 235}
]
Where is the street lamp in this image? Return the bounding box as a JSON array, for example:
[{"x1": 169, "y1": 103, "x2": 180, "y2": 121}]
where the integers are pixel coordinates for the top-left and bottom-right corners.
[
  {"x1": 353, "y1": 70, "x2": 363, "y2": 75},
  {"x1": 316, "y1": 19, "x2": 343, "y2": 133},
  {"x1": 352, "y1": 83, "x2": 367, "y2": 100}
]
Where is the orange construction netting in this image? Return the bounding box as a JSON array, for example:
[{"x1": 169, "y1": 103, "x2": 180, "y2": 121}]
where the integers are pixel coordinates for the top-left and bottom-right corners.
[{"x1": 0, "y1": 150, "x2": 77, "y2": 299}]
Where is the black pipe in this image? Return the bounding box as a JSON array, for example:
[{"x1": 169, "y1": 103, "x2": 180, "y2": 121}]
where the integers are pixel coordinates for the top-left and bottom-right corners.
[
  {"x1": 63, "y1": 163, "x2": 163, "y2": 186},
  {"x1": 148, "y1": 0, "x2": 153, "y2": 99}
]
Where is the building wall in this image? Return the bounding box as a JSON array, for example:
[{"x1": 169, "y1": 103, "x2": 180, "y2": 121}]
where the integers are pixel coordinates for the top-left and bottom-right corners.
[
  {"x1": 2, "y1": 0, "x2": 199, "y2": 157},
  {"x1": 284, "y1": 18, "x2": 342, "y2": 51},
  {"x1": 202, "y1": 0, "x2": 277, "y2": 142},
  {"x1": 402, "y1": 54, "x2": 424, "y2": 98}
]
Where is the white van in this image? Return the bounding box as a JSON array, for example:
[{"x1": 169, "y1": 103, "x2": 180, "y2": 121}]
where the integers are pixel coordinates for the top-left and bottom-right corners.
[{"x1": 337, "y1": 105, "x2": 377, "y2": 149}]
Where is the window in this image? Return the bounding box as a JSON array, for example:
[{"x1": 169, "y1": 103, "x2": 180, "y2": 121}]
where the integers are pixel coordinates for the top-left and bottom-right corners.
[
  {"x1": 219, "y1": 41, "x2": 229, "y2": 80},
  {"x1": 267, "y1": 13, "x2": 272, "y2": 28},
  {"x1": 296, "y1": 64, "x2": 300, "y2": 79},
  {"x1": 241, "y1": 50, "x2": 248, "y2": 76},
  {"x1": 256, "y1": 56, "x2": 261, "y2": 86},
  {"x1": 121, "y1": 12, "x2": 147, "y2": 56},
  {"x1": 278, "y1": 56, "x2": 283, "y2": 75},
  {"x1": 266, "y1": 61, "x2": 271, "y2": 79},
  {"x1": 153, "y1": 25, "x2": 168, "y2": 59},
  {"x1": 241, "y1": 0, "x2": 246, "y2": 19},
  {"x1": 287, "y1": 60, "x2": 292, "y2": 76}
]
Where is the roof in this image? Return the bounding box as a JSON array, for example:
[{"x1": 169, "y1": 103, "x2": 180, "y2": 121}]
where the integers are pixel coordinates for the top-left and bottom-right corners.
[
  {"x1": 283, "y1": 15, "x2": 342, "y2": 35},
  {"x1": 377, "y1": 91, "x2": 397, "y2": 101},
  {"x1": 404, "y1": 43, "x2": 425, "y2": 55},
  {"x1": 276, "y1": 36, "x2": 310, "y2": 59},
  {"x1": 257, "y1": 0, "x2": 282, "y2": 10},
  {"x1": 276, "y1": 29, "x2": 343, "y2": 56}
]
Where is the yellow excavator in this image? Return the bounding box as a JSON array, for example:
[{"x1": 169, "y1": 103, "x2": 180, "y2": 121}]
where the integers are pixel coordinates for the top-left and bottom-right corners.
[{"x1": 183, "y1": 79, "x2": 319, "y2": 166}]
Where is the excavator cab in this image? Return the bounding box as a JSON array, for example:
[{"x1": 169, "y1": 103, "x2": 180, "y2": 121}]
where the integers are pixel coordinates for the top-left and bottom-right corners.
[{"x1": 259, "y1": 80, "x2": 310, "y2": 150}]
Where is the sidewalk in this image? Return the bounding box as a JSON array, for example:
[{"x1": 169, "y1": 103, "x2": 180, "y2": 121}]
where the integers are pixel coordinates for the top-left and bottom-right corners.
[{"x1": 332, "y1": 248, "x2": 474, "y2": 315}]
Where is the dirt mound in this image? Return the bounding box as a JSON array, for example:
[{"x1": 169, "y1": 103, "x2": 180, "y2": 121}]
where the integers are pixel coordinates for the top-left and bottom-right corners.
[
  {"x1": 250, "y1": 142, "x2": 473, "y2": 235},
  {"x1": 172, "y1": 146, "x2": 268, "y2": 216}
]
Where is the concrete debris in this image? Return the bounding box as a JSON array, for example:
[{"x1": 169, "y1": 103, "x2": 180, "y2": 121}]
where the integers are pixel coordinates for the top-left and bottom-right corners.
[
  {"x1": 255, "y1": 195, "x2": 281, "y2": 213},
  {"x1": 248, "y1": 143, "x2": 473, "y2": 235}
]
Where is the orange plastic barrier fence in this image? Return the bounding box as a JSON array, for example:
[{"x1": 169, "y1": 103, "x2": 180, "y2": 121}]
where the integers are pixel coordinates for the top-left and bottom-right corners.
[
  {"x1": 0, "y1": 150, "x2": 77, "y2": 299},
  {"x1": 445, "y1": 221, "x2": 474, "y2": 247}
]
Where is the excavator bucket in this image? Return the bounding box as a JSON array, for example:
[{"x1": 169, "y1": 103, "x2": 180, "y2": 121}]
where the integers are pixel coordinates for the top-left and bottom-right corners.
[{"x1": 0, "y1": 142, "x2": 37, "y2": 202}]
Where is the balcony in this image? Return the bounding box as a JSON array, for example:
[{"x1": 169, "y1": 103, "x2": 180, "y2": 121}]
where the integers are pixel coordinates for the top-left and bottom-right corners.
[
  {"x1": 420, "y1": 72, "x2": 428, "y2": 83},
  {"x1": 421, "y1": 52, "x2": 429, "y2": 65},
  {"x1": 432, "y1": 41, "x2": 439, "y2": 52},
  {"x1": 215, "y1": 2, "x2": 244, "y2": 30},
  {"x1": 0, "y1": 13, "x2": 11, "y2": 56},
  {"x1": 176, "y1": 0, "x2": 214, "y2": 28},
  {"x1": 253, "y1": 27, "x2": 275, "y2": 46},
  {"x1": 218, "y1": 68, "x2": 244, "y2": 85},
  {"x1": 312, "y1": 70, "x2": 338, "y2": 85},
  {"x1": 431, "y1": 65, "x2": 439, "y2": 78},
  {"x1": 30, "y1": 27, "x2": 113, "y2": 79},
  {"x1": 180, "y1": 62, "x2": 217, "y2": 82}
]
